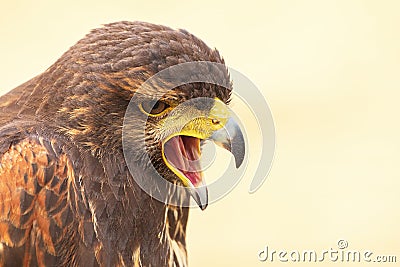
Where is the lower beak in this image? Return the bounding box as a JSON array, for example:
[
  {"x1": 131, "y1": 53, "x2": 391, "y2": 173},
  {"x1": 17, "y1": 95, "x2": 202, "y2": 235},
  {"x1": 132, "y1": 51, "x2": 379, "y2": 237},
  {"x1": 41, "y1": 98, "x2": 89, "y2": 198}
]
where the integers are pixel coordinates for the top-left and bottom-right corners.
[{"x1": 188, "y1": 180, "x2": 208, "y2": 210}]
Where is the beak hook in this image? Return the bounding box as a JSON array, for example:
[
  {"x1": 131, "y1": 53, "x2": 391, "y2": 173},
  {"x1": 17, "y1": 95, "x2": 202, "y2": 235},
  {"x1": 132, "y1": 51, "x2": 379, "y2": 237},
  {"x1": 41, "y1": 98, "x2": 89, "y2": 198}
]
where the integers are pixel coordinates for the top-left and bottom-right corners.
[{"x1": 210, "y1": 117, "x2": 245, "y2": 168}]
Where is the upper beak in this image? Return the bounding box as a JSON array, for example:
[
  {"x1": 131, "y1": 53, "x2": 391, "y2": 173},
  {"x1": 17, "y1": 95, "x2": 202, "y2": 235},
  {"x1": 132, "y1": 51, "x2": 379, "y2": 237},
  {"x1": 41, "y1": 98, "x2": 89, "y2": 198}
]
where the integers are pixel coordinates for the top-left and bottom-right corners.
[{"x1": 210, "y1": 117, "x2": 245, "y2": 168}]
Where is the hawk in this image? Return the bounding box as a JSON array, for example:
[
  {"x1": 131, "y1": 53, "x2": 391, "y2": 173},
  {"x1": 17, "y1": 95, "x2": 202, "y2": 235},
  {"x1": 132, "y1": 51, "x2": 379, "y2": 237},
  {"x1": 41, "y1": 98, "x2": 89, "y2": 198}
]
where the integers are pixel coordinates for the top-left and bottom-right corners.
[{"x1": 0, "y1": 21, "x2": 245, "y2": 266}]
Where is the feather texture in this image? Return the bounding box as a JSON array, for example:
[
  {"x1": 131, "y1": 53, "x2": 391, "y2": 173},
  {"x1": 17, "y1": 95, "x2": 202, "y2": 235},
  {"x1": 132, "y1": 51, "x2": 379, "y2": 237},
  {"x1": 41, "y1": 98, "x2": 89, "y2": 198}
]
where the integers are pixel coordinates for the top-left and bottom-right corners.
[{"x1": 0, "y1": 21, "x2": 232, "y2": 266}]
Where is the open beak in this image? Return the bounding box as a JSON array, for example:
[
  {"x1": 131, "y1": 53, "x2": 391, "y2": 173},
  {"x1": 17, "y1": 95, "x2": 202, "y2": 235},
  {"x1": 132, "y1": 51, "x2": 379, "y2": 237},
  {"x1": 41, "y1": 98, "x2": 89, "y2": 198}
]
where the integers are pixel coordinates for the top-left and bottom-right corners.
[{"x1": 162, "y1": 114, "x2": 245, "y2": 210}]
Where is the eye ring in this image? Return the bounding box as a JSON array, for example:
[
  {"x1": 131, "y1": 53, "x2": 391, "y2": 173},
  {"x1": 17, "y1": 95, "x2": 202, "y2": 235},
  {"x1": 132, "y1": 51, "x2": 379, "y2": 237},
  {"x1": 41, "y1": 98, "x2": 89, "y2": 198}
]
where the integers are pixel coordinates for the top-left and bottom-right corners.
[{"x1": 139, "y1": 100, "x2": 170, "y2": 116}]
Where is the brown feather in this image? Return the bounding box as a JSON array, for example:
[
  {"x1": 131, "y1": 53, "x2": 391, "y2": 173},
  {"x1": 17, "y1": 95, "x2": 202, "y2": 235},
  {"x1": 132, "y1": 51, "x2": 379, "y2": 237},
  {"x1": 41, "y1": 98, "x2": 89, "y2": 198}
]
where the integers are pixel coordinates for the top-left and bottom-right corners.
[{"x1": 0, "y1": 21, "x2": 232, "y2": 266}]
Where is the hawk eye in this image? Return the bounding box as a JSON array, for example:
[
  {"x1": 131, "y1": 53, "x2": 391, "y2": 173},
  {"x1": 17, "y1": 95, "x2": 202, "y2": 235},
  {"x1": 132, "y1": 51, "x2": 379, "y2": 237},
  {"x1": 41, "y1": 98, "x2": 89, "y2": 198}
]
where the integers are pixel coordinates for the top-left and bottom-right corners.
[{"x1": 140, "y1": 100, "x2": 169, "y2": 116}]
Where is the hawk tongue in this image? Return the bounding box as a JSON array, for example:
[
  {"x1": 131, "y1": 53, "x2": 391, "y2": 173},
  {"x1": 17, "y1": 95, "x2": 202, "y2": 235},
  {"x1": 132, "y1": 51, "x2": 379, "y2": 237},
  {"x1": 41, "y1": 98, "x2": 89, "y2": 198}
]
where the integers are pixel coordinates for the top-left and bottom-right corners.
[{"x1": 163, "y1": 136, "x2": 203, "y2": 186}]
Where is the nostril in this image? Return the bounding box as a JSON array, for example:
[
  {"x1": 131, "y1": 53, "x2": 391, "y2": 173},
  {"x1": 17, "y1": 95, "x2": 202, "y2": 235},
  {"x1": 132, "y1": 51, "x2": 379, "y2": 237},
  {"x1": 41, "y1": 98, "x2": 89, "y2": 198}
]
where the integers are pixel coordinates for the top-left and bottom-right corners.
[{"x1": 211, "y1": 119, "x2": 220, "y2": 125}]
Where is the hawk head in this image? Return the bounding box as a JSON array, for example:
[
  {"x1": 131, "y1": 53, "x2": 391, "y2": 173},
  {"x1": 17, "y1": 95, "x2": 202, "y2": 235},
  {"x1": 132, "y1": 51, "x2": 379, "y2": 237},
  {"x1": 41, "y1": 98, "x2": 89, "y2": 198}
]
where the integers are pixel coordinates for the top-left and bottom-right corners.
[{"x1": 34, "y1": 21, "x2": 245, "y2": 209}]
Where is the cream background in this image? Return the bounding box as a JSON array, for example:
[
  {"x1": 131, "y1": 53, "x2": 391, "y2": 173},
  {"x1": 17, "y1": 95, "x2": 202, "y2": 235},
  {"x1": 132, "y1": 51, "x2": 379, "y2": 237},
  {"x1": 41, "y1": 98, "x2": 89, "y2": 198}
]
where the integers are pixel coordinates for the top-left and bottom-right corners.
[{"x1": 1, "y1": 1, "x2": 400, "y2": 266}]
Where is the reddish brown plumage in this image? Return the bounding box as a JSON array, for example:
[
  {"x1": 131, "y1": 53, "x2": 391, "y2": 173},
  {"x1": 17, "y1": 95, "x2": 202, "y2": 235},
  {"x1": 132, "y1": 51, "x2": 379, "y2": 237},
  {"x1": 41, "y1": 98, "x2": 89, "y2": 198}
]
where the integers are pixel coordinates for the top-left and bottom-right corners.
[{"x1": 1, "y1": 138, "x2": 70, "y2": 265}]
